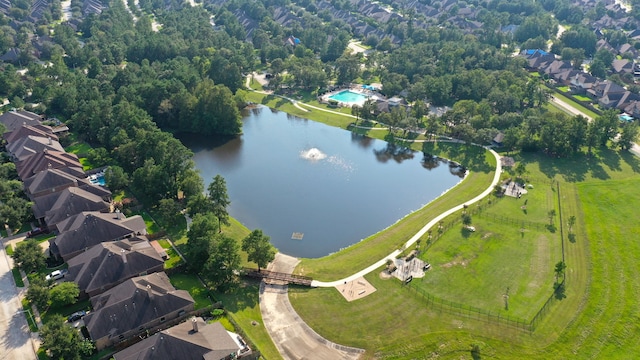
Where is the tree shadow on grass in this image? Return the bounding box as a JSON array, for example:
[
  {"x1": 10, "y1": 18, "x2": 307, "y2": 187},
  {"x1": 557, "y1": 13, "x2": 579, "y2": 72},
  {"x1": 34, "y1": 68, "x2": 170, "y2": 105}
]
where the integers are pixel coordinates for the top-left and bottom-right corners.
[
  {"x1": 212, "y1": 279, "x2": 260, "y2": 313},
  {"x1": 620, "y1": 150, "x2": 640, "y2": 174},
  {"x1": 568, "y1": 233, "x2": 576, "y2": 243},
  {"x1": 554, "y1": 283, "x2": 566, "y2": 300}
]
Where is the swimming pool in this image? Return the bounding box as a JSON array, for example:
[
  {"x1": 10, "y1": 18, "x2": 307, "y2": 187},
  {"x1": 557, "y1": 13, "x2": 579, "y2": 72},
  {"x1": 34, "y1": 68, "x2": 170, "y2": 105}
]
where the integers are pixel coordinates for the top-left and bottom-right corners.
[
  {"x1": 329, "y1": 90, "x2": 368, "y2": 105},
  {"x1": 88, "y1": 173, "x2": 106, "y2": 186}
]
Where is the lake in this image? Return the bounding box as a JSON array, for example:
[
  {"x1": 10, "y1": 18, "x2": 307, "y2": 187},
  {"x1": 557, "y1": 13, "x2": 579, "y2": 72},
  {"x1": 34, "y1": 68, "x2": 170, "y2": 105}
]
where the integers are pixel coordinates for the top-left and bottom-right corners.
[{"x1": 179, "y1": 106, "x2": 464, "y2": 258}]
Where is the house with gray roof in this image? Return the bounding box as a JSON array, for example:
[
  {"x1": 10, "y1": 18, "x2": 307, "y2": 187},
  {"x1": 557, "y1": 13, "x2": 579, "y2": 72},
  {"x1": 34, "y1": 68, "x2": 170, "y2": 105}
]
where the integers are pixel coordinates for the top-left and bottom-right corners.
[
  {"x1": 112, "y1": 318, "x2": 251, "y2": 360},
  {"x1": 0, "y1": 110, "x2": 44, "y2": 133},
  {"x1": 6, "y1": 135, "x2": 65, "y2": 161},
  {"x1": 84, "y1": 272, "x2": 194, "y2": 350},
  {"x1": 66, "y1": 237, "x2": 164, "y2": 298},
  {"x1": 32, "y1": 186, "x2": 112, "y2": 229},
  {"x1": 49, "y1": 211, "x2": 146, "y2": 261},
  {"x1": 16, "y1": 149, "x2": 82, "y2": 180}
]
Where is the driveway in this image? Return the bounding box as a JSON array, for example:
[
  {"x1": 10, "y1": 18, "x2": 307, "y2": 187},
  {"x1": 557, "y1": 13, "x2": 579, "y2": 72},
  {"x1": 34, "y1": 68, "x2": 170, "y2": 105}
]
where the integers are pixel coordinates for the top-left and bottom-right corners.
[
  {"x1": 0, "y1": 246, "x2": 37, "y2": 359},
  {"x1": 260, "y1": 253, "x2": 364, "y2": 360}
]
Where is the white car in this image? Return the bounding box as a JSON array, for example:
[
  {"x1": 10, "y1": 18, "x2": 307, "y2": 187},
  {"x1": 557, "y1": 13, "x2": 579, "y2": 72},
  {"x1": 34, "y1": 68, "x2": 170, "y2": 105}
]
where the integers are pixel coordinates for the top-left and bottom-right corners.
[{"x1": 45, "y1": 270, "x2": 65, "y2": 281}]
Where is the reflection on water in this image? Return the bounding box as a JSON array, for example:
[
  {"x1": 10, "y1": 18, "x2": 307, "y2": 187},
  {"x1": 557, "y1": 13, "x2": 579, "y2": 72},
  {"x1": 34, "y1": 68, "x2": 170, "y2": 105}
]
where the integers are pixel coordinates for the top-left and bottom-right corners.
[
  {"x1": 373, "y1": 143, "x2": 415, "y2": 163},
  {"x1": 183, "y1": 106, "x2": 463, "y2": 258}
]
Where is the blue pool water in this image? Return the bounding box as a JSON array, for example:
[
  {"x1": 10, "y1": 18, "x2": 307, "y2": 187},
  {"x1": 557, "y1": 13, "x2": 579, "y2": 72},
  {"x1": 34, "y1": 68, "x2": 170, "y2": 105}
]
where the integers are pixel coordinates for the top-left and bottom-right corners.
[
  {"x1": 329, "y1": 90, "x2": 368, "y2": 104},
  {"x1": 89, "y1": 174, "x2": 106, "y2": 186}
]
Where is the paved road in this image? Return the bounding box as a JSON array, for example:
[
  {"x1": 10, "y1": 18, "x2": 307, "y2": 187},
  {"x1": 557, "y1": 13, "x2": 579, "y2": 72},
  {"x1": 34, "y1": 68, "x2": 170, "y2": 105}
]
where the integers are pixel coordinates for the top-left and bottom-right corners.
[
  {"x1": 0, "y1": 246, "x2": 37, "y2": 360},
  {"x1": 260, "y1": 254, "x2": 364, "y2": 360}
]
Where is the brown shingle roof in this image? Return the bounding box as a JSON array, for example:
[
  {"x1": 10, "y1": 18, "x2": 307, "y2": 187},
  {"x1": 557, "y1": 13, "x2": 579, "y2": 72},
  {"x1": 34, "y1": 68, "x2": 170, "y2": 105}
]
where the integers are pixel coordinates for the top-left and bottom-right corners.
[
  {"x1": 3, "y1": 124, "x2": 57, "y2": 144},
  {"x1": 50, "y1": 212, "x2": 147, "y2": 261},
  {"x1": 84, "y1": 273, "x2": 194, "y2": 343},
  {"x1": 66, "y1": 238, "x2": 164, "y2": 297},
  {"x1": 16, "y1": 150, "x2": 81, "y2": 180},
  {"x1": 23, "y1": 166, "x2": 88, "y2": 199},
  {"x1": 7, "y1": 135, "x2": 65, "y2": 161},
  {"x1": 35, "y1": 186, "x2": 111, "y2": 226},
  {"x1": 0, "y1": 110, "x2": 43, "y2": 133},
  {"x1": 112, "y1": 318, "x2": 241, "y2": 360}
]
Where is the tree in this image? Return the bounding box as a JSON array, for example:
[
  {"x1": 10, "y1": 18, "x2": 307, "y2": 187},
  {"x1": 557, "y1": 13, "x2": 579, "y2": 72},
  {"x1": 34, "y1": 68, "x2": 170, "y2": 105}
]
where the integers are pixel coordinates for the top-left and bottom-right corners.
[
  {"x1": 618, "y1": 122, "x2": 639, "y2": 150},
  {"x1": 462, "y1": 214, "x2": 472, "y2": 226},
  {"x1": 568, "y1": 215, "x2": 576, "y2": 233},
  {"x1": 554, "y1": 261, "x2": 566, "y2": 284},
  {"x1": 104, "y1": 165, "x2": 129, "y2": 191},
  {"x1": 185, "y1": 213, "x2": 218, "y2": 272},
  {"x1": 12, "y1": 240, "x2": 46, "y2": 273},
  {"x1": 49, "y1": 282, "x2": 80, "y2": 307},
  {"x1": 27, "y1": 279, "x2": 50, "y2": 311},
  {"x1": 548, "y1": 209, "x2": 556, "y2": 226},
  {"x1": 40, "y1": 314, "x2": 83, "y2": 360},
  {"x1": 155, "y1": 198, "x2": 183, "y2": 227},
  {"x1": 242, "y1": 229, "x2": 276, "y2": 272},
  {"x1": 202, "y1": 234, "x2": 241, "y2": 291},
  {"x1": 208, "y1": 175, "x2": 231, "y2": 232}
]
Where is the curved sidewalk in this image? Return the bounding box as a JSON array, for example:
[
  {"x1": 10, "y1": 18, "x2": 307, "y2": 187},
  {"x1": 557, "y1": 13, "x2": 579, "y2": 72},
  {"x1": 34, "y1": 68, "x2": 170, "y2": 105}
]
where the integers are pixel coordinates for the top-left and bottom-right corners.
[
  {"x1": 311, "y1": 147, "x2": 502, "y2": 287},
  {"x1": 260, "y1": 253, "x2": 364, "y2": 359}
]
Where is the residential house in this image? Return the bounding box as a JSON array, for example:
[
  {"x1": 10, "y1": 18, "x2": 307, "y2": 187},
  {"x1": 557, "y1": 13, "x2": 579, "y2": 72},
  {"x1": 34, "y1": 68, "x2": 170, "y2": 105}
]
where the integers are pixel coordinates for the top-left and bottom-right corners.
[
  {"x1": 598, "y1": 90, "x2": 639, "y2": 109},
  {"x1": 596, "y1": 39, "x2": 616, "y2": 53},
  {"x1": 570, "y1": 73, "x2": 598, "y2": 93},
  {"x1": 49, "y1": 211, "x2": 147, "y2": 261},
  {"x1": 32, "y1": 186, "x2": 112, "y2": 229},
  {"x1": 3, "y1": 124, "x2": 57, "y2": 145},
  {"x1": 6, "y1": 135, "x2": 65, "y2": 161},
  {"x1": 83, "y1": 272, "x2": 195, "y2": 350},
  {"x1": 16, "y1": 149, "x2": 82, "y2": 180},
  {"x1": 617, "y1": 43, "x2": 638, "y2": 58},
  {"x1": 611, "y1": 59, "x2": 634, "y2": 75},
  {"x1": 552, "y1": 68, "x2": 580, "y2": 85},
  {"x1": 0, "y1": 48, "x2": 20, "y2": 63},
  {"x1": 588, "y1": 80, "x2": 626, "y2": 99},
  {"x1": 623, "y1": 100, "x2": 640, "y2": 118},
  {"x1": 0, "y1": 110, "x2": 44, "y2": 133},
  {"x1": 23, "y1": 166, "x2": 91, "y2": 200},
  {"x1": 66, "y1": 237, "x2": 164, "y2": 298},
  {"x1": 111, "y1": 318, "x2": 251, "y2": 360},
  {"x1": 541, "y1": 60, "x2": 573, "y2": 78}
]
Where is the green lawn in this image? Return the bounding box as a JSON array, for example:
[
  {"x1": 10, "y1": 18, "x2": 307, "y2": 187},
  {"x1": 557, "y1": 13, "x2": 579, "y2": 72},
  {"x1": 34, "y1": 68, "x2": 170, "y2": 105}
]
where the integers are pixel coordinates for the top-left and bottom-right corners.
[
  {"x1": 157, "y1": 239, "x2": 183, "y2": 269},
  {"x1": 551, "y1": 90, "x2": 599, "y2": 119},
  {"x1": 13, "y1": 267, "x2": 24, "y2": 287},
  {"x1": 417, "y1": 214, "x2": 561, "y2": 320},
  {"x1": 573, "y1": 94, "x2": 591, "y2": 102},
  {"x1": 289, "y1": 145, "x2": 640, "y2": 359},
  {"x1": 40, "y1": 299, "x2": 91, "y2": 325},
  {"x1": 131, "y1": 210, "x2": 160, "y2": 234},
  {"x1": 169, "y1": 272, "x2": 212, "y2": 310},
  {"x1": 212, "y1": 281, "x2": 282, "y2": 360},
  {"x1": 64, "y1": 142, "x2": 92, "y2": 155},
  {"x1": 557, "y1": 86, "x2": 570, "y2": 92},
  {"x1": 5, "y1": 243, "x2": 13, "y2": 255}
]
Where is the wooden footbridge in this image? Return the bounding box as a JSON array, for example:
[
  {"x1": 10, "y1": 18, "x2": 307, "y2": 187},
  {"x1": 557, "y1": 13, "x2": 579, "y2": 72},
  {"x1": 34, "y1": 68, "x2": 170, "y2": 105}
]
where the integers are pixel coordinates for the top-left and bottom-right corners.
[{"x1": 242, "y1": 268, "x2": 313, "y2": 286}]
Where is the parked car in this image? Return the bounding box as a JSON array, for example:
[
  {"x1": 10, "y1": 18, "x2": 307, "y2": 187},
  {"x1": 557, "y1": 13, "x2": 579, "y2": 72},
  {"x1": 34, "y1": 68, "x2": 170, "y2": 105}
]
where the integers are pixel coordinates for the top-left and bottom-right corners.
[
  {"x1": 45, "y1": 269, "x2": 66, "y2": 281},
  {"x1": 27, "y1": 227, "x2": 49, "y2": 237},
  {"x1": 67, "y1": 311, "x2": 87, "y2": 323}
]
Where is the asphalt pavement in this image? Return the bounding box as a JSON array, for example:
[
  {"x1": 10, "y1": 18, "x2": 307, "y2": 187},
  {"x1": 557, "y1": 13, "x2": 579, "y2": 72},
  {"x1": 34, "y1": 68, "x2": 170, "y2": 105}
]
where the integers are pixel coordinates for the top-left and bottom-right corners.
[{"x1": 0, "y1": 245, "x2": 37, "y2": 360}]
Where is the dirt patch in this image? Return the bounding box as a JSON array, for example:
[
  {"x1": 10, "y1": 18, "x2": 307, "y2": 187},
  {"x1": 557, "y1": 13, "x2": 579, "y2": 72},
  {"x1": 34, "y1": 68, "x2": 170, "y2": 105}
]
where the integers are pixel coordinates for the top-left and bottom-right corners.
[
  {"x1": 441, "y1": 258, "x2": 469, "y2": 268},
  {"x1": 379, "y1": 271, "x2": 393, "y2": 280},
  {"x1": 336, "y1": 277, "x2": 377, "y2": 302},
  {"x1": 482, "y1": 232, "x2": 493, "y2": 239}
]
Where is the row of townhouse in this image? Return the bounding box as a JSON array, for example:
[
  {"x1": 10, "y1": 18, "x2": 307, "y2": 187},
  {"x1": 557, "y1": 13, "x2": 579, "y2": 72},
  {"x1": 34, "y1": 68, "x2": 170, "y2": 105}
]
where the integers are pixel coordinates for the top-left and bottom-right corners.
[
  {"x1": 522, "y1": 49, "x2": 640, "y2": 118},
  {"x1": 1, "y1": 111, "x2": 250, "y2": 358}
]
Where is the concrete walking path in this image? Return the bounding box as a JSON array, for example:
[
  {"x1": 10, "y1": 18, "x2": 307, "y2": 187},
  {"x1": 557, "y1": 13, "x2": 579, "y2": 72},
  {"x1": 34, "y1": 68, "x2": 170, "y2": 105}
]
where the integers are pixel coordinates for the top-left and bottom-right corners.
[
  {"x1": 260, "y1": 254, "x2": 364, "y2": 359},
  {"x1": 311, "y1": 147, "x2": 502, "y2": 287}
]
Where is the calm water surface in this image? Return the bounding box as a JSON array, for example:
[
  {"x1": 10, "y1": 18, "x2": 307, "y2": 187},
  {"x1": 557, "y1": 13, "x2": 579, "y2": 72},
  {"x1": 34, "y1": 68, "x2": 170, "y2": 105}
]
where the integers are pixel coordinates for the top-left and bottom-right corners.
[{"x1": 180, "y1": 106, "x2": 464, "y2": 258}]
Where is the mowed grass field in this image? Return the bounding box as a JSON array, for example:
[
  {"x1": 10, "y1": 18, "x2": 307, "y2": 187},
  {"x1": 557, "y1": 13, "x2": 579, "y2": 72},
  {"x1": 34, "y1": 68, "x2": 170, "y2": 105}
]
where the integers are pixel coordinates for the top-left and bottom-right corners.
[{"x1": 289, "y1": 147, "x2": 640, "y2": 359}]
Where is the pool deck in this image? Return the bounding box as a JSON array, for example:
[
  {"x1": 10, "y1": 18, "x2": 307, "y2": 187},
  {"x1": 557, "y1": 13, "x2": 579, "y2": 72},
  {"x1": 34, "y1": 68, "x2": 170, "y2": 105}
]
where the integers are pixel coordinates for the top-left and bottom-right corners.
[{"x1": 321, "y1": 86, "x2": 382, "y2": 107}]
